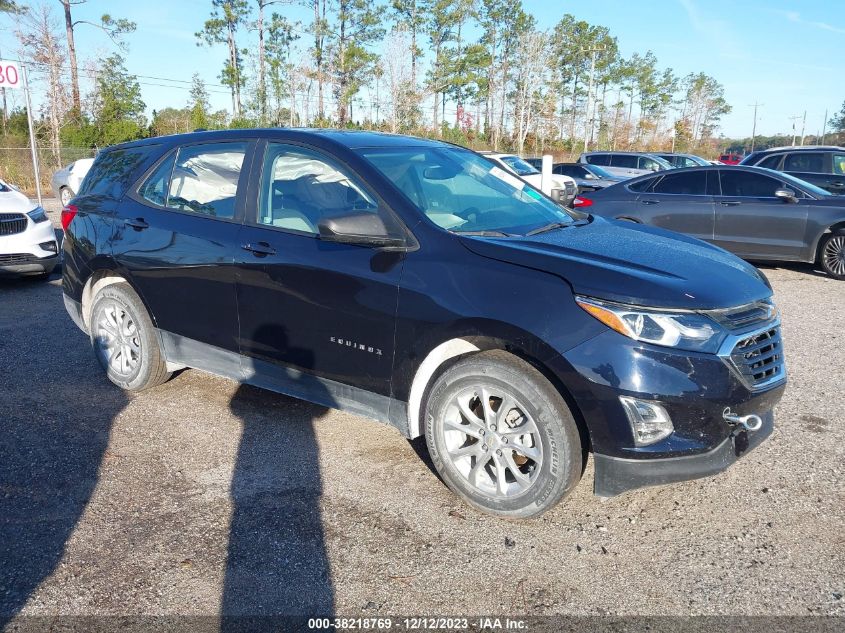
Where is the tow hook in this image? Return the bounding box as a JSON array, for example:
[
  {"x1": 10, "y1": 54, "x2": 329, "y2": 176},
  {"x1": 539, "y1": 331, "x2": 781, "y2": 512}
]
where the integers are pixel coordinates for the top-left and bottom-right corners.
[{"x1": 723, "y1": 407, "x2": 763, "y2": 432}]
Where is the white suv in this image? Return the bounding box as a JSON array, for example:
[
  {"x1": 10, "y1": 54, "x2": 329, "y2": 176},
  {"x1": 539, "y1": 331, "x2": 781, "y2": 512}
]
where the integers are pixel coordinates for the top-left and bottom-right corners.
[
  {"x1": 480, "y1": 152, "x2": 577, "y2": 205},
  {"x1": 0, "y1": 179, "x2": 59, "y2": 278}
]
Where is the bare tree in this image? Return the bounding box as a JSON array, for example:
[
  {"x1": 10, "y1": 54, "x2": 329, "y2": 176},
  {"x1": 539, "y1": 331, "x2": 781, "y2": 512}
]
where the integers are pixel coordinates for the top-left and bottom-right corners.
[
  {"x1": 511, "y1": 29, "x2": 548, "y2": 154},
  {"x1": 17, "y1": 3, "x2": 69, "y2": 165},
  {"x1": 382, "y1": 27, "x2": 413, "y2": 132}
]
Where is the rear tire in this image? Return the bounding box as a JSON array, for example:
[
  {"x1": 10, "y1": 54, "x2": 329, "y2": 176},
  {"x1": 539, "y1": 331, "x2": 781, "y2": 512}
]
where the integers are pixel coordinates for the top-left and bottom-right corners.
[
  {"x1": 89, "y1": 283, "x2": 171, "y2": 391},
  {"x1": 819, "y1": 230, "x2": 845, "y2": 280},
  {"x1": 424, "y1": 350, "x2": 583, "y2": 519}
]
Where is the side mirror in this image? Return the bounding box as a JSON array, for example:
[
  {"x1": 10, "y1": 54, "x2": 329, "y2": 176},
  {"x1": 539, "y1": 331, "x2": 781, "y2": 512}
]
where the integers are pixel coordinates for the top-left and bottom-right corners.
[
  {"x1": 584, "y1": 174, "x2": 595, "y2": 180},
  {"x1": 774, "y1": 188, "x2": 797, "y2": 203},
  {"x1": 317, "y1": 212, "x2": 406, "y2": 247}
]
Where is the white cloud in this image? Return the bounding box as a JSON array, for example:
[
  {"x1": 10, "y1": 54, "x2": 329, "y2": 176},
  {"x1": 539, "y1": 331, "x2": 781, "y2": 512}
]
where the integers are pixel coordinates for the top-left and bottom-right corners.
[{"x1": 779, "y1": 9, "x2": 845, "y2": 35}]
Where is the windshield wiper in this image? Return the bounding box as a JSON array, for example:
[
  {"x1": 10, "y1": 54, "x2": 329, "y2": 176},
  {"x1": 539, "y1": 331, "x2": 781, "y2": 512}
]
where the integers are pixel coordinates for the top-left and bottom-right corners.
[
  {"x1": 452, "y1": 229, "x2": 511, "y2": 237},
  {"x1": 525, "y1": 221, "x2": 570, "y2": 236}
]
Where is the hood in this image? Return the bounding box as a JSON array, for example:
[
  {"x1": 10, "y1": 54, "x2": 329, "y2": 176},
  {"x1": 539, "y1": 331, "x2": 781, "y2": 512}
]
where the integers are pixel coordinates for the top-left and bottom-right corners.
[
  {"x1": 0, "y1": 182, "x2": 36, "y2": 213},
  {"x1": 459, "y1": 216, "x2": 771, "y2": 310}
]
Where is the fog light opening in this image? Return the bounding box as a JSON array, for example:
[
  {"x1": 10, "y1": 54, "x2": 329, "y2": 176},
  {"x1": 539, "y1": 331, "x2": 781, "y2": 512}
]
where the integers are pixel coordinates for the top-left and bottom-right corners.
[
  {"x1": 39, "y1": 241, "x2": 58, "y2": 254},
  {"x1": 619, "y1": 396, "x2": 674, "y2": 446}
]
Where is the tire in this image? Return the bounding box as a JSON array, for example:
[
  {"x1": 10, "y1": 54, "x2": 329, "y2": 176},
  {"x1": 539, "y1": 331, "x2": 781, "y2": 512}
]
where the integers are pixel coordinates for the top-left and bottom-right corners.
[
  {"x1": 424, "y1": 350, "x2": 583, "y2": 519},
  {"x1": 818, "y1": 230, "x2": 845, "y2": 280},
  {"x1": 60, "y1": 187, "x2": 73, "y2": 206},
  {"x1": 89, "y1": 283, "x2": 171, "y2": 391}
]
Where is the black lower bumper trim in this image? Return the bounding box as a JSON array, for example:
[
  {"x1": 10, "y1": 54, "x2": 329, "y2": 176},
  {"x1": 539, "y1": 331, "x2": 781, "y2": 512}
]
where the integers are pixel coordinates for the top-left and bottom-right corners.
[
  {"x1": 593, "y1": 412, "x2": 774, "y2": 497},
  {"x1": 63, "y1": 294, "x2": 86, "y2": 333}
]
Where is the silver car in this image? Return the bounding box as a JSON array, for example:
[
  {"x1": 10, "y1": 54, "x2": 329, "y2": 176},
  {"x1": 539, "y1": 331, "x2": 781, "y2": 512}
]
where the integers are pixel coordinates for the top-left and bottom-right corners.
[
  {"x1": 51, "y1": 157, "x2": 94, "y2": 206},
  {"x1": 578, "y1": 151, "x2": 673, "y2": 180}
]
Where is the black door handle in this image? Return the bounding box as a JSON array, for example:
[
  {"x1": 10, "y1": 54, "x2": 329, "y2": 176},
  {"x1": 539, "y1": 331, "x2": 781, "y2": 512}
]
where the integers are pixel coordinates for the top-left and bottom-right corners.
[
  {"x1": 641, "y1": 199, "x2": 660, "y2": 205},
  {"x1": 124, "y1": 218, "x2": 149, "y2": 230},
  {"x1": 241, "y1": 241, "x2": 276, "y2": 256},
  {"x1": 720, "y1": 201, "x2": 741, "y2": 206}
]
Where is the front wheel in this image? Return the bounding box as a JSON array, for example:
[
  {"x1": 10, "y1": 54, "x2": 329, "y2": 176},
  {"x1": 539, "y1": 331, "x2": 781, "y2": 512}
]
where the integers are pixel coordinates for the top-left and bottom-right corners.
[
  {"x1": 424, "y1": 350, "x2": 583, "y2": 518},
  {"x1": 89, "y1": 283, "x2": 171, "y2": 391},
  {"x1": 819, "y1": 230, "x2": 845, "y2": 280}
]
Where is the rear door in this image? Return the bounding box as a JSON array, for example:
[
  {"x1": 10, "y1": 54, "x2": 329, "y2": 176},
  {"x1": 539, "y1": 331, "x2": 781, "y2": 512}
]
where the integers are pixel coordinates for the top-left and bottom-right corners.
[
  {"x1": 827, "y1": 152, "x2": 845, "y2": 195},
  {"x1": 116, "y1": 140, "x2": 253, "y2": 354},
  {"x1": 781, "y1": 152, "x2": 829, "y2": 191},
  {"x1": 609, "y1": 154, "x2": 648, "y2": 179},
  {"x1": 713, "y1": 168, "x2": 808, "y2": 260},
  {"x1": 234, "y1": 141, "x2": 406, "y2": 409},
  {"x1": 636, "y1": 169, "x2": 715, "y2": 241}
]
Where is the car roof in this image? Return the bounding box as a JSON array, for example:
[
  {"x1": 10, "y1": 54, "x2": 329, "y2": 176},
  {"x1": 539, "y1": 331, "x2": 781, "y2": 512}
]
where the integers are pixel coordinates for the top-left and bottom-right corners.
[
  {"x1": 581, "y1": 150, "x2": 662, "y2": 155},
  {"x1": 750, "y1": 145, "x2": 845, "y2": 154},
  {"x1": 104, "y1": 128, "x2": 452, "y2": 152}
]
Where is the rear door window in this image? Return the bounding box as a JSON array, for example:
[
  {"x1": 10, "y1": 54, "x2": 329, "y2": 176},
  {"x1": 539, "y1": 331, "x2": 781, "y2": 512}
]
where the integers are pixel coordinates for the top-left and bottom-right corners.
[
  {"x1": 586, "y1": 154, "x2": 610, "y2": 166},
  {"x1": 783, "y1": 152, "x2": 824, "y2": 173},
  {"x1": 613, "y1": 155, "x2": 638, "y2": 168},
  {"x1": 833, "y1": 154, "x2": 845, "y2": 175},
  {"x1": 651, "y1": 170, "x2": 707, "y2": 195},
  {"x1": 637, "y1": 156, "x2": 663, "y2": 171},
  {"x1": 757, "y1": 154, "x2": 783, "y2": 170},
  {"x1": 138, "y1": 151, "x2": 176, "y2": 207},
  {"x1": 719, "y1": 170, "x2": 781, "y2": 197},
  {"x1": 165, "y1": 143, "x2": 248, "y2": 219}
]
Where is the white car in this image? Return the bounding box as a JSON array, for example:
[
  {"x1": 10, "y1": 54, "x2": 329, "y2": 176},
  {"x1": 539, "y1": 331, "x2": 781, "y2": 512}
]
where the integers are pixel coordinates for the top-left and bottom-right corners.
[
  {"x1": 479, "y1": 152, "x2": 577, "y2": 206},
  {"x1": 0, "y1": 179, "x2": 59, "y2": 279},
  {"x1": 51, "y1": 157, "x2": 94, "y2": 206}
]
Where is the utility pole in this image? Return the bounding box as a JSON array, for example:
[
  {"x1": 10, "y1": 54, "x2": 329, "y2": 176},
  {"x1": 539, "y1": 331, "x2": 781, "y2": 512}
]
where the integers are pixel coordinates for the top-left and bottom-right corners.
[
  {"x1": 800, "y1": 110, "x2": 807, "y2": 146},
  {"x1": 821, "y1": 109, "x2": 828, "y2": 144},
  {"x1": 582, "y1": 46, "x2": 605, "y2": 153},
  {"x1": 749, "y1": 102, "x2": 763, "y2": 152},
  {"x1": 789, "y1": 114, "x2": 802, "y2": 146}
]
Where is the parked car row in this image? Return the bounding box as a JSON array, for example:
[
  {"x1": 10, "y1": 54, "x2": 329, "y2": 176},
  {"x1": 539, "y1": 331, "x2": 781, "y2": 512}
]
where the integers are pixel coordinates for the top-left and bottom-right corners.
[{"x1": 576, "y1": 165, "x2": 845, "y2": 279}]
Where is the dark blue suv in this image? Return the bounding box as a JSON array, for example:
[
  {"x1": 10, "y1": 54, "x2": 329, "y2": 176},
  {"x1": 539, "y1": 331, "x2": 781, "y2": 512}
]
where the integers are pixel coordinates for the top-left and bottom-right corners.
[{"x1": 61, "y1": 130, "x2": 786, "y2": 518}]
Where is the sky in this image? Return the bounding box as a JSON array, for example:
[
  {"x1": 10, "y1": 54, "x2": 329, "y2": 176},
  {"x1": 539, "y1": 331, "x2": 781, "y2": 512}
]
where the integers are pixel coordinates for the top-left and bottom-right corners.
[{"x1": 1, "y1": 0, "x2": 843, "y2": 139}]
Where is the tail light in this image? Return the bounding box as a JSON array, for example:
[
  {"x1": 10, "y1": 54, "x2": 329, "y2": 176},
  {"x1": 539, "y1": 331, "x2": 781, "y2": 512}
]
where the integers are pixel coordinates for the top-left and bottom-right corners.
[
  {"x1": 573, "y1": 196, "x2": 593, "y2": 208},
  {"x1": 61, "y1": 204, "x2": 78, "y2": 232}
]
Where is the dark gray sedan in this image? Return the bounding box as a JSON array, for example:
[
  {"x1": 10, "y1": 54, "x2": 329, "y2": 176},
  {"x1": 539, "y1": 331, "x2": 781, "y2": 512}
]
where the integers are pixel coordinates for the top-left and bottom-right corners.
[{"x1": 578, "y1": 165, "x2": 845, "y2": 279}]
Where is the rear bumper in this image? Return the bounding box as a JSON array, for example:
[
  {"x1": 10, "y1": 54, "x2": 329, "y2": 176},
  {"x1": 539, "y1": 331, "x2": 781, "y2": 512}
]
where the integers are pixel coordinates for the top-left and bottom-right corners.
[{"x1": 593, "y1": 410, "x2": 774, "y2": 497}]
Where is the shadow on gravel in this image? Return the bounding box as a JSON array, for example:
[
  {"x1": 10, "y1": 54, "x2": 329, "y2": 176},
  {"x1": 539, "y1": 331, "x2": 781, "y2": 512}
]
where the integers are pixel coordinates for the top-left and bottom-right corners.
[
  {"x1": 222, "y1": 326, "x2": 335, "y2": 627},
  {"x1": 0, "y1": 277, "x2": 126, "y2": 628}
]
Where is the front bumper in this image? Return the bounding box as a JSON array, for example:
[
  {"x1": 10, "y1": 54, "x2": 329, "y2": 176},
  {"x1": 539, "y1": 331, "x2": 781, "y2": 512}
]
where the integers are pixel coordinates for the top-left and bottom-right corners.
[
  {"x1": 0, "y1": 216, "x2": 59, "y2": 276},
  {"x1": 593, "y1": 409, "x2": 774, "y2": 496},
  {"x1": 556, "y1": 327, "x2": 786, "y2": 496}
]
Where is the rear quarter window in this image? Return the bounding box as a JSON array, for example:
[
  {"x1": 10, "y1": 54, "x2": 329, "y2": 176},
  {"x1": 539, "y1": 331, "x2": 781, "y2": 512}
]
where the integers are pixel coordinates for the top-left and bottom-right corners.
[{"x1": 78, "y1": 145, "x2": 161, "y2": 199}]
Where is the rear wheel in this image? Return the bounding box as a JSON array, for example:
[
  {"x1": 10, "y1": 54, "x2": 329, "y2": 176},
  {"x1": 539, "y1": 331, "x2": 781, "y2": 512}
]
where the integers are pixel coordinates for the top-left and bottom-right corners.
[
  {"x1": 89, "y1": 283, "x2": 171, "y2": 391},
  {"x1": 819, "y1": 230, "x2": 845, "y2": 280},
  {"x1": 424, "y1": 350, "x2": 583, "y2": 519}
]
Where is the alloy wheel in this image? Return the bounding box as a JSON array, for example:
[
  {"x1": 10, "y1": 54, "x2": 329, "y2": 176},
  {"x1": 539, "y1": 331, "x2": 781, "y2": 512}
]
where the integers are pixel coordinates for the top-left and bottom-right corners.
[
  {"x1": 441, "y1": 385, "x2": 543, "y2": 498},
  {"x1": 822, "y1": 236, "x2": 845, "y2": 277},
  {"x1": 94, "y1": 299, "x2": 142, "y2": 377}
]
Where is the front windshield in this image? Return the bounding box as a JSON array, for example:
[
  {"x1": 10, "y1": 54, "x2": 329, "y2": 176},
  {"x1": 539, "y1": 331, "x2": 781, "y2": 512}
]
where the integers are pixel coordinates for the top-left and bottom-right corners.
[
  {"x1": 688, "y1": 155, "x2": 711, "y2": 166},
  {"x1": 498, "y1": 155, "x2": 540, "y2": 176},
  {"x1": 359, "y1": 147, "x2": 576, "y2": 236},
  {"x1": 646, "y1": 155, "x2": 674, "y2": 170},
  {"x1": 585, "y1": 164, "x2": 615, "y2": 179}
]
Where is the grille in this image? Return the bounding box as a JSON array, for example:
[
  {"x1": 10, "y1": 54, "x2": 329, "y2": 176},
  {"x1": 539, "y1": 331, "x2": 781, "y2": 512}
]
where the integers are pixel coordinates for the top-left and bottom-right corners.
[
  {"x1": 0, "y1": 213, "x2": 27, "y2": 236},
  {"x1": 565, "y1": 181, "x2": 576, "y2": 195},
  {"x1": 0, "y1": 253, "x2": 38, "y2": 265},
  {"x1": 729, "y1": 326, "x2": 784, "y2": 388}
]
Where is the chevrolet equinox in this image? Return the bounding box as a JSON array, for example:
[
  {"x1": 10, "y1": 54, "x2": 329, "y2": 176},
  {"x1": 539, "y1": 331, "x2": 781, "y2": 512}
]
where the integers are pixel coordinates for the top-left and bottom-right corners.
[{"x1": 62, "y1": 130, "x2": 786, "y2": 518}]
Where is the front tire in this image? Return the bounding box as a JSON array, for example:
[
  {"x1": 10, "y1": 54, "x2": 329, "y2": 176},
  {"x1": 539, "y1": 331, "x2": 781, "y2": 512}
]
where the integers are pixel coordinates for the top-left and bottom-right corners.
[
  {"x1": 819, "y1": 230, "x2": 845, "y2": 280},
  {"x1": 424, "y1": 350, "x2": 583, "y2": 519},
  {"x1": 89, "y1": 283, "x2": 171, "y2": 391}
]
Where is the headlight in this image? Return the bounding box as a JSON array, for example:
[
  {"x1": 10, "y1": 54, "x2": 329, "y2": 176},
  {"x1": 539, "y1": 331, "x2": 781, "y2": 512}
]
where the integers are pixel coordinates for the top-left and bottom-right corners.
[
  {"x1": 27, "y1": 207, "x2": 49, "y2": 223},
  {"x1": 575, "y1": 296, "x2": 726, "y2": 353}
]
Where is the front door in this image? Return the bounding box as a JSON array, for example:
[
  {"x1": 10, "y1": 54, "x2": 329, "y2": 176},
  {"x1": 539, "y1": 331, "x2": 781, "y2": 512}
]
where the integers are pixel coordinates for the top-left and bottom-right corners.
[
  {"x1": 636, "y1": 169, "x2": 715, "y2": 241},
  {"x1": 713, "y1": 169, "x2": 808, "y2": 260},
  {"x1": 235, "y1": 141, "x2": 405, "y2": 415},
  {"x1": 115, "y1": 140, "x2": 253, "y2": 353}
]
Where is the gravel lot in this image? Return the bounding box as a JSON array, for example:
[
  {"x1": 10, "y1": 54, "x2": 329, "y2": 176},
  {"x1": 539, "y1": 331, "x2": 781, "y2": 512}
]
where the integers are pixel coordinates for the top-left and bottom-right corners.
[{"x1": 1, "y1": 200, "x2": 843, "y2": 625}]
